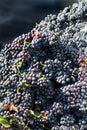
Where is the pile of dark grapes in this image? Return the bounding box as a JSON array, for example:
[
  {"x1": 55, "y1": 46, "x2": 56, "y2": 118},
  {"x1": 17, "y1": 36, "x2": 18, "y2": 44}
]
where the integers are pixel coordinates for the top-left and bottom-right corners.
[{"x1": 0, "y1": 0, "x2": 87, "y2": 130}]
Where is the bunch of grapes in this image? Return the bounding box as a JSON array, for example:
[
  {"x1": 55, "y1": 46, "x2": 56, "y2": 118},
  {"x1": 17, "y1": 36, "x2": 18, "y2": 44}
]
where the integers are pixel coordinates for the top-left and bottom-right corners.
[{"x1": 0, "y1": 0, "x2": 87, "y2": 130}]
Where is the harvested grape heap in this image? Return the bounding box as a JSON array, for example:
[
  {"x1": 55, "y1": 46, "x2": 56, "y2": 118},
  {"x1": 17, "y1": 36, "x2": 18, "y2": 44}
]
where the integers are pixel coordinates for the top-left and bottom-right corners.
[{"x1": 0, "y1": 0, "x2": 87, "y2": 130}]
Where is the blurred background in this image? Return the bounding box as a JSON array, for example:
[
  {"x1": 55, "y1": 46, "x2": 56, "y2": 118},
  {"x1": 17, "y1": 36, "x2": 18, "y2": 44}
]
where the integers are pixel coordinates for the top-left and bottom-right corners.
[{"x1": 0, "y1": 0, "x2": 77, "y2": 47}]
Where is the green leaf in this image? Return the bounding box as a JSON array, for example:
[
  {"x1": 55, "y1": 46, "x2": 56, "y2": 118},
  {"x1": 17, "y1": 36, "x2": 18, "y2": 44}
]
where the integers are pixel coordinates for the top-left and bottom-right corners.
[
  {"x1": 40, "y1": 76, "x2": 46, "y2": 81},
  {"x1": 4, "y1": 58, "x2": 7, "y2": 64},
  {"x1": 9, "y1": 119, "x2": 13, "y2": 124},
  {"x1": 29, "y1": 110, "x2": 34, "y2": 115},
  {"x1": 29, "y1": 110, "x2": 40, "y2": 118},
  {"x1": 34, "y1": 111, "x2": 40, "y2": 118},
  {"x1": 12, "y1": 65, "x2": 16, "y2": 69},
  {"x1": 22, "y1": 80, "x2": 33, "y2": 87},
  {"x1": 22, "y1": 80, "x2": 26, "y2": 83},
  {"x1": 6, "y1": 89, "x2": 10, "y2": 94},
  {"x1": 24, "y1": 83, "x2": 33, "y2": 87},
  {"x1": 23, "y1": 83, "x2": 33, "y2": 87},
  {"x1": 17, "y1": 66, "x2": 21, "y2": 75},
  {"x1": 54, "y1": 32, "x2": 59, "y2": 35},
  {"x1": 22, "y1": 40, "x2": 32, "y2": 51},
  {"x1": 21, "y1": 72, "x2": 26, "y2": 77},
  {"x1": 24, "y1": 41, "x2": 32, "y2": 45},
  {"x1": 16, "y1": 87, "x2": 20, "y2": 93},
  {"x1": 40, "y1": 63, "x2": 45, "y2": 67},
  {"x1": 36, "y1": 22, "x2": 40, "y2": 27},
  {"x1": 0, "y1": 116, "x2": 11, "y2": 128},
  {"x1": 17, "y1": 60, "x2": 23, "y2": 68}
]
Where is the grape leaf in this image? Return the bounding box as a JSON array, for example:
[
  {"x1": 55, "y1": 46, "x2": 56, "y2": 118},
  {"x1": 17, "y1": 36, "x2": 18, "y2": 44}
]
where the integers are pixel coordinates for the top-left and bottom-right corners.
[
  {"x1": 18, "y1": 60, "x2": 23, "y2": 68},
  {"x1": 22, "y1": 80, "x2": 33, "y2": 87},
  {"x1": 24, "y1": 83, "x2": 33, "y2": 87},
  {"x1": 40, "y1": 76, "x2": 46, "y2": 81},
  {"x1": 0, "y1": 116, "x2": 11, "y2": 128},
  {"x1": 29, "y1": 110, "x2": 40, "y2": 118}
]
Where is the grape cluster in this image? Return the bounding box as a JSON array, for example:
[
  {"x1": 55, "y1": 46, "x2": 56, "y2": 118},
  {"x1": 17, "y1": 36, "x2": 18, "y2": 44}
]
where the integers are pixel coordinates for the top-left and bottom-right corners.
[{"x1": 0, "y1": 0, "x2": 87, "y2": 130}]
